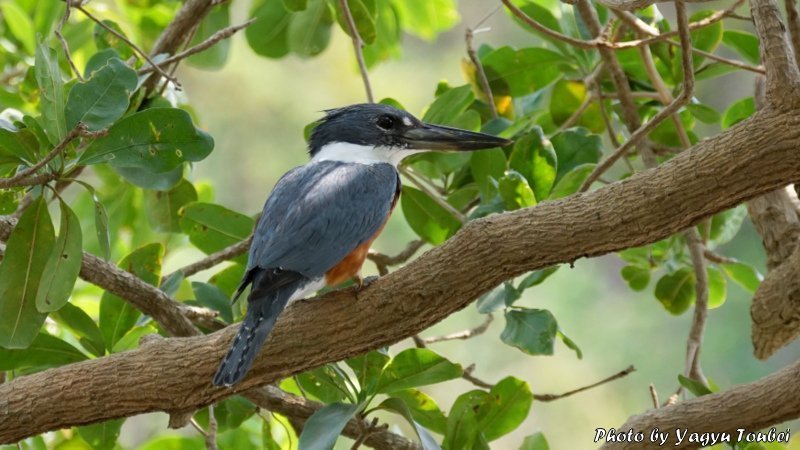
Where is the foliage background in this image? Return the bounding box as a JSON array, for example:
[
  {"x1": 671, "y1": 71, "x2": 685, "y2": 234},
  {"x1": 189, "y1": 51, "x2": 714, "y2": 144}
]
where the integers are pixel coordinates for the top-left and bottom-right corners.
[{"x1": 0, "y1": 0, "x2": 799, "y2": 448}]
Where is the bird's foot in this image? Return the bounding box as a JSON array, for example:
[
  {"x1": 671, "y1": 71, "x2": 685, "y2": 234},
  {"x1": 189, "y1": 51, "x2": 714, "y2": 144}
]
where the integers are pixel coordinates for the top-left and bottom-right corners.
[{"x1": 353, "y1": 275, "x2": 379, "y2": 300}]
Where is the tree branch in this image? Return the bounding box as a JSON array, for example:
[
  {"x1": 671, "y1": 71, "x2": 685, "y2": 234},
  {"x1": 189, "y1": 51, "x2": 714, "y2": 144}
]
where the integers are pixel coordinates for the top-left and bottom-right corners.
[
  {"x1": 337, "y1": 0, "x2": 373, "y2": 103},
  {"x1": 751, "y1": 0, "x2": 800, "y2": 108},
  {"x1": 535, "y1": 365, "x2": 635, "y2": 402},
  {"x1": 2, "y1": 105, "x2": 800, "y2": 442}
]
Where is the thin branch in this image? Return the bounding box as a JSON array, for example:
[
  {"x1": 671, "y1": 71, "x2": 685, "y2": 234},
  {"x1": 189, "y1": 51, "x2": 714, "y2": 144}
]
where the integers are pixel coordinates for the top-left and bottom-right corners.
[
  {"x1": 75, "y1": 5, "x2": 181, "y2": 88},
  {"x1": 400, "y1": 168, "x2": 466, "y2": 223},
  {"x1": 534, "y1": 365, "x2": 636, "y2": 402},
  {"x1": 422, "y1": 313, "x2": 493, "y2": 344},
  {"x1": 337, "y1": 0, "x2": 373, "y2": 103},
  {"x1": 55, "y1": 0, "x2": 83, "y2": 82},
  {"x1": 138, "y1": 19, "x2": 256, "y2": 75},
  {"x1": 205, "y1": 404, "x2": 218, "y2": 450},
  {"x1": 466, "y1": 28, "x2": 498, "y2": 119},
  {"x1": 703, "y1": 248, "x2": 737, "y2": 264},
  {"x1": 684, "y1": 228, "x2": 709, "y2": 386},
  {"x1": 649, "y1": 384, "x2": 659, "y2": 408},
  {"x1": 367, "y1": 240, "x2": 424, "y2": 276},
  {"x1": 0, "y1": 124, "x2": 106, "y2": 189},
  {"x1": 165, "y1": 235, "x2": 253, "y2": 280},
  {"x1": 462, "y1": 364, "x2": 494, "y2": 388}
]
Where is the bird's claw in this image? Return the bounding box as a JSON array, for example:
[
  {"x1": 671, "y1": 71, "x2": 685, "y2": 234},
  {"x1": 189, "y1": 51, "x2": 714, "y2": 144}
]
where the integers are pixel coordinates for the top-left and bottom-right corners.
[{"x1": 354, "y1": 275, "x2": 379, "y2": 300}]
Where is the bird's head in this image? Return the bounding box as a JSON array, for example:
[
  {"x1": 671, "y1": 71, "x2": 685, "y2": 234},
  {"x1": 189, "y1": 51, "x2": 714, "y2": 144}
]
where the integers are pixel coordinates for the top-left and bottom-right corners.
[{"x1": 308, "y1": 103, "x2": 512, "y2": 165}]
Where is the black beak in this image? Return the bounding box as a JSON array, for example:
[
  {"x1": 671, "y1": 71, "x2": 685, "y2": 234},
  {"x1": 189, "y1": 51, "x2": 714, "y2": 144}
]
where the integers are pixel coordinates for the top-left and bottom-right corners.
[{"x1": 402, "y1": 123, "x2": 512, "y2": 151}]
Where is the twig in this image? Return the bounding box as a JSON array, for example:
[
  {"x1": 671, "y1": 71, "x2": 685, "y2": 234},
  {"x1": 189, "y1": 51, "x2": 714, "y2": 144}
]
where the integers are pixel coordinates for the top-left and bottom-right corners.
[
  {"x1": 649, "y1": 383, "x2": 659, "y2": 408},
  {"x1": 422, "y1": 313, "x2": 493, "y2": 344},
  {"x1": 337, "y1": 0, "x2": 373, "y2": 103},
  {"x1": 366, "y1": 240, "x2": 424, "y2": 276},
  {"x1": 206, "y1": 404, "x2": 218, "y2": 450},
  {"x1": 55, "y1": 0, "x2": 83, "y2": 82},
  {"x1": 138, "y1": 19, "x2": 255, "y2": 75},
  {"x1": 164, "y1": 235, "x2": 253, "y2": 280},
  {"x1": 462, "y1": 364, "x2": 494, "y2": 388},
  {"x1": 684, "y1": 228, "x2": 709, "y2": 386},
  {"x1": 189, "y1": 418, "x2": 208, "y2": 437},
  {"x1": 579, "y1": 0, "x2": 696, "y2": 191},
  {"x1": 703, "y1": 248, "x2": 737, "y2": 264},
  {"x1": 0, "y1": 124, "x2": 106, "y2": 189},
  {"x1": 400, "y1": 168, "x2": 466, "y2": 223},
  {"x1": 466, "y1": 27, "x2": 498, "y2": 119},
  {"x1": 75, "y1": 5, "x2": 181, "y2": 88},
  {"x1": 534, "y1": 365, "x2": 636, "y2": 402}
]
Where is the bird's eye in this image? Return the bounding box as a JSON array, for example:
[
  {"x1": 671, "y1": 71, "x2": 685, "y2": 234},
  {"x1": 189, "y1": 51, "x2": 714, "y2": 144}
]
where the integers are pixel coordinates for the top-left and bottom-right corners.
[{"x1": 376, "y1": 115, "x2": 395, "y2": 130}]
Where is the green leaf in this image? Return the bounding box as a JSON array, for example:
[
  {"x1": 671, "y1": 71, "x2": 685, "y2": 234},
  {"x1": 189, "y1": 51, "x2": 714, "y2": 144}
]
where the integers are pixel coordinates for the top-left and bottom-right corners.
[
  {"x1": 498, "y1": 170, "x2": 536, "y2": 210},
  {"x1": 297, "y1": 365, "x2": 353, "y2": 403},
  {"x1": 77, "y1": 419, "x2": 124, "y2": 450},
  {"x1": 686, "y1": 103, "x2": 721, "y2": 124},
  {"x1": 111, "y1": 324, "x2": 158, "y2": 353},
  {"x1": 477, "y1": 282, "x2": 521, "y2": 313},
  {"x1": 548, "y1": 163, "x2": 596, "y2": 199},
  {"x1": 722, "y1": 30, "x2": 760, "y2": 64},
  {"x1": 391, "y1": 0, "x2": 458, "y2": 41},
  {"x1": 478, "y1": 377, "x2": 533, "y2": 441},
  {"x1": 145, "y1": 179, "x2": 198, "y2": 233},
  {"x1": 192, "y1": 282, "x2": 233, "y2": 324},
  {"x1": 707, "y1": 266, "x2": 727, "y2": 309},
  {"x1": 0, "y1": 2, "x2": 35, "y2": 54},
  {"x1": 0, "y1": 128, "x2": 39, "y2": 165},
  {"x1": 362, "y1": 1, "x2": 401, "y2": 67},
  {"x1": 376, "y1": 348, "x2": 463, "y2": 393},
  {"x1": 93, "y1": 192, "x2": 111, "y2": 261},
  {"x1": 287, "y1": 0, "x2": 333, "y2": 57},
  {"x1": 501, "y1": 309, "x2": 558, "y2": 356},
  {"x1": 422, "y1": 85, "x2": 474, "y2": 126},
  {"x1": 517, "y1": 266, "x2": 559, "y2": 291},
  {"x1": 113, "y1": 164, "x2": 184, "y2": 190},
  {"x1": 390, "y1": 389, "x2": 447, "y2": 435},
  {"x1": 654, "y1": 268, "x2": 696, "y2": 315},
  {"x1": 470, "y1": 149, "x2": 506, "y2": 200},
  {"x1": 297, "y1": 402, "x2": 361, "y2": 450},
  {"x1": 549, "y1": 79, "x2": 603, "y2": 133},
  {"x1": 334, "y1": 0, "x2": 377, "y2": 45},
  {"x1": 695, "y1": 61, "x2": 740, "y2": 81},
  {"x1": 35, "y1": 41, "x2": 67, "y2": 145},
  {"x1": 550, "y1": 128, "x2": 602, "y2": 183},
  {"x1": 442, "y1": 390, "x2": 489, "y2": 450},
  {"x1": 283, "y1": 0, "x2": 308, "y2": 11},
  {"x1": 99, "y1": 244, "x2": 163, "y2": 350},
  {"x1": 179, "y1": 202, "x2": 254, "y2": 263},
  {"x1": 94, "y1": 20, "x2": 134, "y2": 61},
  {"x1": 506, "y1": 0, "x2": 565, "y2": 52},
  {"x1": 686, "y1": 10, "x2": 723, "y2": 67},
  {"x1": 481, "y1": 46, "x2": 566, "y2": 97},
  {"x1": 721, "y1": 262, "x2": 761, "y2": 293},
  {"x1": 677, "y1": 374, "x2": 712, "y2": 397},
  {"x1": 375, "y1": 398, "x2": 441, "y2": 450},
  {"x1": 400, "y1": 185, "x2": 462, "y2": 245},
  {"x1": 722, "y1": 97, "x2": 755, "y2": 129},
  {"x1": 706, "y1": 205, "x2": 747, "y2": 248},
  {"x1": 187, "y1": 4, "x2": 232, "y2": 68},
  {"x1": 509, "y1": 128, "x2": 557, "y2": 201},
  {"x1": 79, "y1": 108, "x2": 214, "y2": 170},
  {"x1": 35, "y1": 200, "x2": 83, "y2": 313},
  {"x1": 0, "y1": 332, "x2": 87, "y2": 370},
  {"x1": 247, "y1": 0, "x2": 293, "y2": 58},
  {"x1": 559, "y1": 330, "x2": 582, "y2": 359},
  {"x1": 50, "y1": 302, "x2": 105, "y2": 357},
  {"x1": 621, "y1": 265, "x2": 650, "y2": 292},
  {"x1": 65, "y1": 58, "x2": 137, "y2": 132},
  {"x1": 345, "y1": 350, "x2": 390, "y2": 395},
  {"x1": 520, "y1": 432, "x2": 550, "y2": 450},
  {"x1": 215, "y1": 396, "x2": 257, "y2": 429},
  {"x1": 0, "y1": 196, "x2": 54, "y2": 349}
]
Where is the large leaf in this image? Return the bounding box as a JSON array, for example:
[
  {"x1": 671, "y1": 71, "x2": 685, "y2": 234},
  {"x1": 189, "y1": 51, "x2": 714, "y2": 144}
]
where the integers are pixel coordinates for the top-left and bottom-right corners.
[
  {"x1": 50, "y1": 302, "x2": 106, "y2": 357},
  {"x1": 0, "y1": 197, "x2": 54, "y2": 348},
  {"x1": 334, "y1": 0, "x2": 377, "y2": 45},
  {"x1": 0, "y1": 332, "x2": 87, "y2": 370},
  {"x1": 481, "y1": 46, "x2": 566, "y2": 97},
  {"x1": 476, "y1": 282, "x2": 521, "y2": 313},
  {"x1": 442, "y1": 390, "x2": 490, "y2": 450},
  {"x1": 0, "y1": 128, "x2": 39, "y2": 165},
  {"x1": 374, "y1": 398, "x2": 441, "y2": 450},
  {"x1": 0, "y1": 2, "x2": 36, "y2": 54},
  {"x1": 478, "y1": 376, "x2": 533, "y2": 441},
  {"x1": 721, "y1": 97, "x2": 755, "y2": 129},
  {"x1": 362, "y1": 1, "x2": 401, "y2": 67},
  {"x1": 179, "y1": 202, "x2": 254, "y2": 263},
  {"x1": 501, "y1": 309, "x2": 558, "y2": 356},
  {"x1": 654, "y1": 268, "x2": 696, "y2": 315},
  {"x1": 722, "y1": 30, "x2": 760, "y2": 64},
  {"x1": 509, "y1": 128, "x2": 556, "y2": 201},
  {"x1": 35, "y1": 41, "x2": 66, "y2": 145},
  {"x1": 470, "y1": 148, "x2": 506, "y2": 200},
  {"x1": 401, "y1": 185, "x2": 462, "y2": 245},
  {"x1": 65, "y1": 58, "x2": 137, "y2": 131},
  {"x1": 721, "y1": 262, "x2": 761, "y2": 293},
  {"x1": 287, "y1": 0, "x2": 333, "y2": 57},
  {"x1": 145, "y1": 179, "x2": 198, "y2": 233},
  {"x1": 548, "y1": 163, "x2": 596, "y2": 199},
  {"x1": 376, "y1": 348, "x2": 463, "y2": 393},
  {"x1": 707, "y1": 266, "x2": 727, "y2": 309},
  {"x1": 520, "y1": 432, "x2": 550, "y2": 450},
  {"x1": 422, "y1": 85, "x2": 474, "y2": 126},
  {"x1": 550, "y1": 128, "x2": 602, "y2": 183},
  {"x1": 79, "y1": 108, "x2": 214, "y2": 170},
  {"x1": 297, "y1": 402, "x2": 361, "y2": 450},
  {"x1": 621, "y1": 265, "x2": 650, "y2": 292},
  {"x1": 99, "y1": 244, "x2": 164, "y2": 350},
  {"x1": 391, "y1": 0, "x2": 458, "y2": 41},
  {"x1": 247, "y1": 0, "x2": 293, "y2": 58},
  {"x1": 549, "y1": 79, "x2": 604, "y2": 133},
  {"x1": 35, "y1": 200, "x2": 83, "y2": 312},
  {"x1": 391, "y1": 389, "x2": 448, "y2": 434},
  {"x1": 77, "y1": 419, "x2": 124, "y2": 450},
  {"x1": 345, "y1": 350, "x2": 390, "y2": 395},
  {"x1": 296, "y1": 365, "x2": 353, "y2": 403},
  {"x1": 498, "y1": 170, "x2": 536, "y2": 210}
]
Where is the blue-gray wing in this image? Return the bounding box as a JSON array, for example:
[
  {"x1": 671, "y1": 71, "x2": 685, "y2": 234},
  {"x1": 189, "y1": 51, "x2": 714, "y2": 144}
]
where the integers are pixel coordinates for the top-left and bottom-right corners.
[{"x1": 247, "y1": 160, "x2": 399, "y2": 277}]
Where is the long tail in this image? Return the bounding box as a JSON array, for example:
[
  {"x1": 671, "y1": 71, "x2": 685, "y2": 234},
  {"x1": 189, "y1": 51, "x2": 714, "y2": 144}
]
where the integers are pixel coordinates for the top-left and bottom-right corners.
[{"x1": 213, "y1": 271, "x2": 302, "y2": 386}]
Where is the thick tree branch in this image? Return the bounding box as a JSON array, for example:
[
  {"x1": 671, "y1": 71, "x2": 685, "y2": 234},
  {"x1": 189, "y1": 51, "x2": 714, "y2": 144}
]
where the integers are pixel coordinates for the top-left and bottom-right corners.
[
  {"x1": 751, "y1": 0, "x2": 800, "y2": 108},
  {"x1": 597, "y1": 361, "x2": 800, "y2": 449},
  {"x1": 2, "y1": 107, "x2": 800, "y2": 442}
]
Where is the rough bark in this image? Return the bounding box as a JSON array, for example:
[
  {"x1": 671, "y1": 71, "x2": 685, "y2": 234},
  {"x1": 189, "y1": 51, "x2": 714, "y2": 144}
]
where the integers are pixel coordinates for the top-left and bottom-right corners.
[{"x1": 3, "y1": 109, "x2": 800, "y2": 443}]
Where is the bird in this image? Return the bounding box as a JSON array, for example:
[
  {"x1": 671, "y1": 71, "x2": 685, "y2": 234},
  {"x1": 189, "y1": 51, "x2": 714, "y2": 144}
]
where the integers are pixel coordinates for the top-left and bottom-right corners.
[{"x1": 212, "y1": 103, "x2": 511, "y2": 387}]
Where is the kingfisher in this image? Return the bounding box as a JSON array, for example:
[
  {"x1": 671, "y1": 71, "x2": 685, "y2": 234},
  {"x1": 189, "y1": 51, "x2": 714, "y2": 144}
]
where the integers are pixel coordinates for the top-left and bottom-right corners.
[{"x1": 213, "y1": 103, "x2": 511, "y2": 386}]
